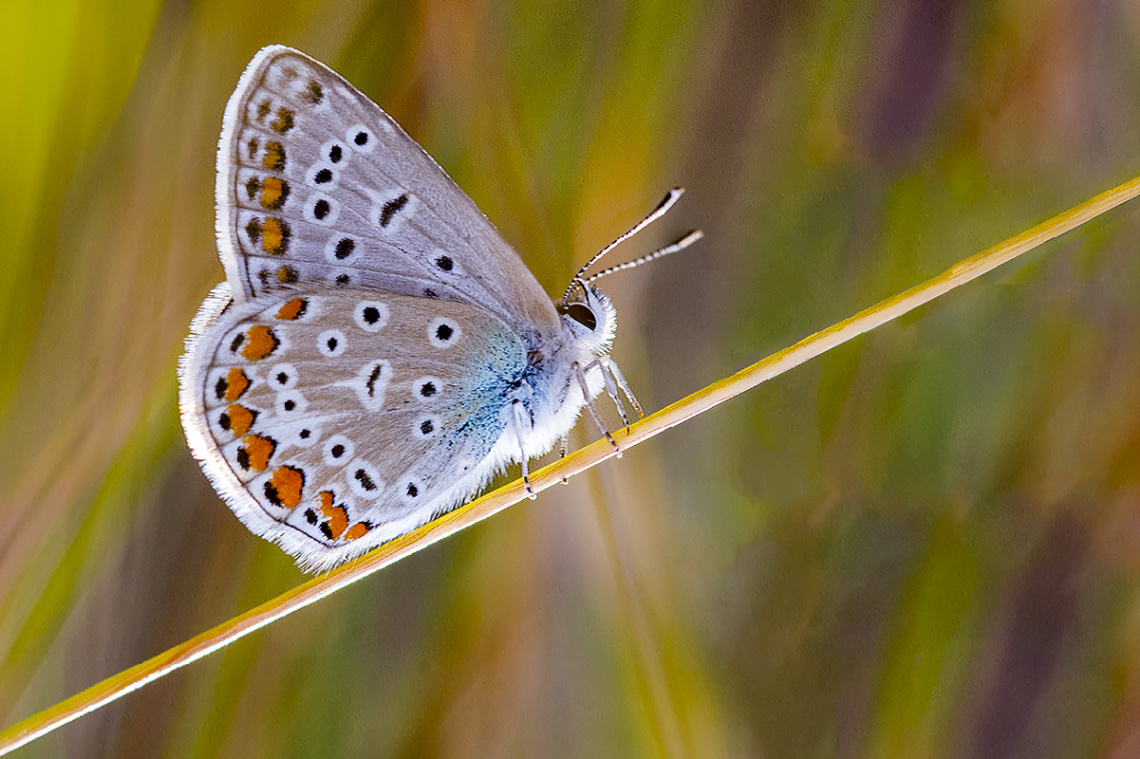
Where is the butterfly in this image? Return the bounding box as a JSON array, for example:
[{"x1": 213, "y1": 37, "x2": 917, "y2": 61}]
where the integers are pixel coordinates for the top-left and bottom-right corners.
[{"x1": 179, "y1": 45, "x2": 700, "y2": 571}]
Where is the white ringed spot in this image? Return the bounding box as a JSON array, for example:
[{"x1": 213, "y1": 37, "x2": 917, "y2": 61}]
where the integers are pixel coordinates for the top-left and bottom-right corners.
[
  {"x1": 319, "y1": 138, "x2": 350, "y2": 167},
  {"x1": 370, "y1": 189, "x2": 416, "y2": 231},
  {"x1": 428, "y1": 317, "x2": 461, "y2": 348},
  {"x1": 268, "y1": 363, "x2": 298, "y2": 390},
  {"x1": 431, "y1": 249, "x2": 465, "y2": 277},
  {"x1": 322, "y1": 434, "x2": 355, "y2": 467},
  {"x1": 412, "y1": 375, "x2": 442, "y2": 401},
  {"x1": 346, "y1": 124, "x2": 376, "y2": 153},
  {"x1": 290, "y1": 424, "x2": 321, "y2": 448},
  {"x1": 317, "y1": 329, "x2": 347, "y2": 357},
  {"x1": 324, "y1": 236, "x2": 358, "y2": 264},
  {"x1": 305, "y1": 162, "x2": 339, "y2": 189},
  {"x1": 305, "y1": 193, "x2": 340, "y2": 225},
  {"x1": 348, "y1": 458, "x2": 384, "y2": 499},
  {"x1": 275, "y1": 389, "x2": 308, "y2": 417},
  {"x1": 351, "y1": 359, "x2": 391, "y2": 411},
  {"x1": 353, "y1": 300, "x2": 389, "y2": 332}
]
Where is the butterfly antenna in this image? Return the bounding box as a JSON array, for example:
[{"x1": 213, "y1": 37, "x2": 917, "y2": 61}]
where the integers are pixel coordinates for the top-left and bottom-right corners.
[
  {"x1": 561, "y1": 187, "x2": 687, "y2": 307},
  {"x1": 583, "y1": 229, "x2": 703, "y2": 284}
]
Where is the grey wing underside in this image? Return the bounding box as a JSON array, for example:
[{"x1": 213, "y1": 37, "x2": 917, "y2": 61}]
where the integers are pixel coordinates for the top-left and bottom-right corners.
[
  {"x1": 215, "y1": 45, "x2": 561, "y2": 334},
  {"x1": 179, "y1": 287, "x2": 528, "y2": 570}
]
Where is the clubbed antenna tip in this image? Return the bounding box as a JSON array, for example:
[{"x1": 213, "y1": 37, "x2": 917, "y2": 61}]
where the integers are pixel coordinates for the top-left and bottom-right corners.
[
  {"x1": 584, "y1": 229, "x2": 703, "y2": 284},
  {"x1": 561, "y1": 188, "x2": 699, "y2": 306}
]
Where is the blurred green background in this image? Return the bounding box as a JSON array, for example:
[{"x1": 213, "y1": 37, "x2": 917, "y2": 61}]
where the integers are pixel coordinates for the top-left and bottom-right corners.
[{"x1": 4, "y1": 0, "x2": 1140, "y2": 756}]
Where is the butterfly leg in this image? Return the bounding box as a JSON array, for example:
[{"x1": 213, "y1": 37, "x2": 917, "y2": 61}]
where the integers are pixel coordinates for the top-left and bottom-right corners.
[
  {"x1": 601, "y1": 357, "x2": 643, "y2": 420},
  {"x1": 598, "y1": 363, "x2": 632, "y2": 431},
  {"x1": 573, "y1": 362, "x2": 621, "y2": 456},
  {"x1": 582, "y1": 357, "x2": 639, "y2": 432},
  {"x1": 512, "y1": 400, "x2": 538, "y2": 499},
  {"x1": 558, "y1": 434, "x2": 570, "y2": 484}
]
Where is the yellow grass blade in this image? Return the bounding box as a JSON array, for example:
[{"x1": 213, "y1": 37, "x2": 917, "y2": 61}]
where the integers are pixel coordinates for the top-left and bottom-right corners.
[{"x1": 1, "y1": 172, "x2": 1138, "y2": 756}]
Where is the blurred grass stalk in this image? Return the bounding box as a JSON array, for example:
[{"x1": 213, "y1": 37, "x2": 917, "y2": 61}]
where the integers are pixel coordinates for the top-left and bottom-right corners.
[{"x1": 2, "y1": 172, "x2": 1140, "y2": 756}]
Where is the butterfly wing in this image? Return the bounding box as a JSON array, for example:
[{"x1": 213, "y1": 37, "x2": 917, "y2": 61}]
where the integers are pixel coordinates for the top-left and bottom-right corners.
[
  {"x1": 216, "y1": 45, "x2": 561, "y2": 334},
  {"x1": 180, "y1": 286, "x2": 536, "y2": 571}
]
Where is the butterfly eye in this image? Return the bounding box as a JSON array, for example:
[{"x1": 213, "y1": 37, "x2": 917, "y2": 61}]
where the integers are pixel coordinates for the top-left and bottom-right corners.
[{"x1": 566, "y1": 303, "x2": 597, "y2": 331}]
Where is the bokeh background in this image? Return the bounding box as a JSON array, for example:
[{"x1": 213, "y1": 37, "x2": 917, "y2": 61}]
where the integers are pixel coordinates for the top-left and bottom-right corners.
[{"x1": 4, "y1": 0, "x2": 1140, "y2": 756}]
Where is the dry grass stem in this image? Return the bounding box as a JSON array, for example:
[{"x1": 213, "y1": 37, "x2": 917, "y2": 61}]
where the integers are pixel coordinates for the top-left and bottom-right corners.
[{"x1": 2, "y1": 173, "x2": 1139, "y2": 755}]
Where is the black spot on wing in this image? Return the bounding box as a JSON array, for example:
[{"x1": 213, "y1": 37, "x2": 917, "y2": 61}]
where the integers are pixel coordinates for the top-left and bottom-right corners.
[
  {"x1": 379, "y1": 193, "x2": 409, "y2": 228},
  {"x1": 366, "y1": 363, "x2": 384, "y2": 397}
]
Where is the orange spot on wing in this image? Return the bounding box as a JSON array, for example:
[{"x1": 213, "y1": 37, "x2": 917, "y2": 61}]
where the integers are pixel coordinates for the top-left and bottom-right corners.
[
  {"x1": 240, "y1": 434, "x2": 276, "y2": 472},
  {"x1": 224, "y1": 404, "x2": 256, "y2": 435},
  {"x1": 241, "y1": 325, "x2": 279, "y2": 361},
  {"x1": 270, "y1": 107, "x2": 294, "y2": 133},
  {"x1": 344, "y1": 522, "x2": 371, "y2": 541},
  {"x1": 260, "y1": 176, "x2": 289, "y2": 210},
  {"x1": 263, "y1": 140, "x2": 286, "y2": 171},
  {"x1": 266, "y1": 466, "x2": 305, "y2": 509},
  {"x1": 304, "y1": 80, "x2": 323, "y2": 104},
  {"x1": 223, "y1": 368, "x2": 250, "y2": 401},
  {"x1": 276, "y1": 297, "x2": 308, "y2": 321},
  {"x1": 261, "y1": 217, "x2": 290, "y2": 255},
  {"x1": 317, "y1": 491, "x2": 349, "y2": 539}
]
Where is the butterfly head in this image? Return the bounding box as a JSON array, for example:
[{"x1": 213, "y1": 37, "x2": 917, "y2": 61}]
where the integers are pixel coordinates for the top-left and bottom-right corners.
[
  {"x1": 556, "y1": 189, "x2": 702, "y2": 361},
  {"x1": 559, "y1": 281, "x2": 616, "y2": 357}
]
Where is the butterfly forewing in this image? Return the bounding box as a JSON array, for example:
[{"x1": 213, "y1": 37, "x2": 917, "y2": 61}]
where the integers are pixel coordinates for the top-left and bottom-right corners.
[
  {"x1": 181, "y1": 285, "x2": 531, "y2": 569},
  {"x1": 216, "y1": 45, "x2": 561, "y2": 334}
]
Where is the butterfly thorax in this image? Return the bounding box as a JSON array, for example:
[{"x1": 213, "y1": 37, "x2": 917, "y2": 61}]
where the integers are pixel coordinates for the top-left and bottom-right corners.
[{"x1": 500, "y1": 286, "x2": 618, "y2": 450}]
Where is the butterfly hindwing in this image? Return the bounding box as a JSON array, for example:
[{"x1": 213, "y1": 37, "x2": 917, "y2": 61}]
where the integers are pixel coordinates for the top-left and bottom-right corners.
[
  {"x1": 180, "y1": 285, "x2": 532, "y2": 570},
  {"x1": 216, "y1": 45, "x2": 561, "y2": 334}
]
